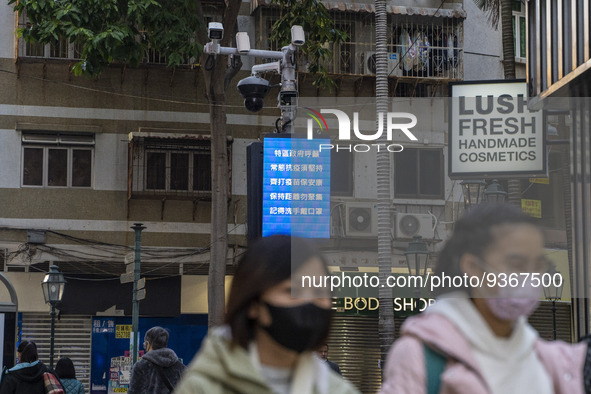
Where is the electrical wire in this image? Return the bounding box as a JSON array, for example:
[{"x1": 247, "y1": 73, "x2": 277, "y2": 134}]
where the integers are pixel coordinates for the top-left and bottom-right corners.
[{"x1": 1, "y1": 223, "x2": 247, "y2": 280}]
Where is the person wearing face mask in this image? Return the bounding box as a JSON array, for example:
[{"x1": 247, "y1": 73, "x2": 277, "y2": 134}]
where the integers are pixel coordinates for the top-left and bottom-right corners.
[
  {"x1": 174, "y1": 235, "x2": 359, "y2": 394},
  {"x1": 380, "y1": 203, "x2": 586, "y2": 394}
]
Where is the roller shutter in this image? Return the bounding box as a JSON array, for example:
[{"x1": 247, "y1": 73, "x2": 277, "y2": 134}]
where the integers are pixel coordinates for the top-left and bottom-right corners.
[
  {"x1": 326, "y1": 315, "x2": 409, "y2": 393},
  {"x1": 528, "y1": 300, "x2": 572, "y2": 342},
  {"x1": 20, "y1": 313, "x2": 92, "y2": 392},
  {"x1": 327, "y1": 301, "x2": 573, "y2": 393}
]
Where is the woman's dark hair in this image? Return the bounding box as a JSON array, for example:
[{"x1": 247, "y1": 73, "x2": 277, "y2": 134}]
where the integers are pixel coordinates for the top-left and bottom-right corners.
[
  {"x1": 17, "y1": 341, "x2": 38, "y2": 363},
  {"x1": 144, "y1": 326, "x2": 169, "y2": 350},
  {"x1": 55, "y1": 357, "x2": 76, "y2": 379},
  {"x1": 225, "y1": 235, "x2": 329, "y2": 348},
  {"x1": 434, "y1": 203, "x2": 539, "y2": 296}
]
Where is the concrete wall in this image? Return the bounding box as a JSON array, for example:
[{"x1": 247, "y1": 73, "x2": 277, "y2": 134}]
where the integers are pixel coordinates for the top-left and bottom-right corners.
[
  {"x1": 0, "y1": 2, "x2": 15, "y2": 59},
  {"x1": 462, "y1": 0, "x2": 503, "y2": 81},
  {"x1": 0, "y1": 273, "x2": 47, "y2": 312},
  {"x1": 181, "y1": 276, "x2": 233, "y2": 314}
]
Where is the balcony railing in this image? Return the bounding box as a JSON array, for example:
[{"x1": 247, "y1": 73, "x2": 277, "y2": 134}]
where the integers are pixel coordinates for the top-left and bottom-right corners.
[{"x1": 259, "y1": 10, "x2": 464, "y2": 80}]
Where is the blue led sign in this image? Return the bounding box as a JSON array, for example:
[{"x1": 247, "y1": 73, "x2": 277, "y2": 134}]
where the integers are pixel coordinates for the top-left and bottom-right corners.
[{"x1": 262, "y1": 137, "x2": 331, "y2": 238}]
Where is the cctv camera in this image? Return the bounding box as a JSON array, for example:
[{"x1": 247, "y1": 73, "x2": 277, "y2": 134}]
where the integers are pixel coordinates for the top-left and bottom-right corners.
[
  {"x1": 236, "y1": 32, "x2": 250, "y2": 54},
  {"x1": 208, "y1": 22, "x2": 224, "y2": 40},
  {"x1": 291, "y1": 25, "x2": 305, "y2": 46},
  {"x1": 279, "y1": 90, "x2": 298, "y2": 107},
  {"x1": 237, "y1": 76, "x2": 271, "y2": 112}
]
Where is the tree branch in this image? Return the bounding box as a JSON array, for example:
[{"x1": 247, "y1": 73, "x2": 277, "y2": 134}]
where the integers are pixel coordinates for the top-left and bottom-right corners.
[
  {"x1": 194, "y1": 0, "x2": 209, "y2": 45},
  {"x1": 220, "y1": 0, "x2": 242, "y2": 47},
  {"x1": 224, "y1": 55, "x2": 242, "y2": 90}
]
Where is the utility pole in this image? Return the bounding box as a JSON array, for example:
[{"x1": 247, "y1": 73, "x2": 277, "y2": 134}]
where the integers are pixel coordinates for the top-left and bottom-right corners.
[
  {"x1": 375, "y1": 0, "x2": 395, "y2": 370},
  {"x1": 203, "y1": 24, "x2": 304, "y2": 324},
  {"x1": 130, "y1": 223, "x2": 146, "y2": 364}
]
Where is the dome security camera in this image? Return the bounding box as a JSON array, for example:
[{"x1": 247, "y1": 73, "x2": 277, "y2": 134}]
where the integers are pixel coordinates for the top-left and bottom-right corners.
[{"x1": 237, "y1": 76, "x2": 271, "y2": 112}]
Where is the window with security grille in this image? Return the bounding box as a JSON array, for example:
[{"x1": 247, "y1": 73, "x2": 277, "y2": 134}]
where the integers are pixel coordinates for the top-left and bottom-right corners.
[
  {"x1": 21, "y1": 132, "x2": 94, "y2": 188},
  {"x1": 394, "y1": 148, "x2": 443, "y2": 199},
  {"x1": 130, "y1": 136, "x2": 231, "y2": 199},
  {"x1": 255, "y1": 7, "x2": 464, "y2": 82}
]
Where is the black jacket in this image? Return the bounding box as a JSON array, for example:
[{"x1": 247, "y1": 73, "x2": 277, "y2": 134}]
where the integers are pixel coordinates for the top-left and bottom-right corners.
[
  {"x1": 0, "y1": 362, "x2": 50, "y2": 394},
  {"x1": 127, "y1": 348, "x2": 186, "y2": 394},
  {"x1": 326, "y1": 359, "x2": 342, "y2": 376}
]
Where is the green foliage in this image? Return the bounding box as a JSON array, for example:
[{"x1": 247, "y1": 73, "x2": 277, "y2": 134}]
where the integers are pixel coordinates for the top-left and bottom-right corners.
[
  {"x1": 9, "y1": 0, "x2": 203, "y2": 76},
  {"x1": 471, "y1": 0, "x2": 500, "y2": 29},
  {"x1": 270, "y1": 0, "x2": 347, "y2": 89}
]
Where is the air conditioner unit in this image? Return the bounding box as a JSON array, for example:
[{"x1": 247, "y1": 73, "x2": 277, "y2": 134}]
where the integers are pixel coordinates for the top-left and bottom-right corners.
[
  {"x1": 395, "y1": 213, "x2": 434, "y2": 240},
  {"x1": 345, "y1": 202, "x2": 377, "y2": 237},
  {"x1": 360, "y1": 52, "x2": 402, "y2": 76}
]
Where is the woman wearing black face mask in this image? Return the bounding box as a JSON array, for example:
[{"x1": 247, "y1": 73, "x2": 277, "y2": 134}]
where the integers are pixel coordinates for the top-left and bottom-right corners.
[{"x1": 175, "y1": 235, "x2": 359, "y2": 394}]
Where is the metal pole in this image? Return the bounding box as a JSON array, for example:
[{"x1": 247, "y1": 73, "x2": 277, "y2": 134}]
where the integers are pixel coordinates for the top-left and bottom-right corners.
[
  {"x1": 49, "y1": 304, "x2": 56, "y2": 369},
  {"x1": 280, "y1": 45, "x2": 298, "y2": 134},
  {"x1": 414, "y1": 259, "x2": 420, "y2": 311},
  {"x1": 131, "y1": 223, "x2": 146, "y2": 364},
  {"x1": 552, "y1": 300, "x2": 557, "y2": 340}
]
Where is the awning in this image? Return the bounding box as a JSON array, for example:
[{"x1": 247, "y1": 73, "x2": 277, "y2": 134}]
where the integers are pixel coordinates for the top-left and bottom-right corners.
[{"x1": 251, "y1": 0, "x2": 467, "y2": 19}]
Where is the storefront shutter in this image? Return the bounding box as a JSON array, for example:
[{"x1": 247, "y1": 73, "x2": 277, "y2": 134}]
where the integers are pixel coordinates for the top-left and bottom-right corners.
[
  {"x1": 326, "y1": 315, "x2": 408, "y2": 393},
  {"x1": 528, "y1": 300, "x2": 572, "y2": 342},
  {"x1": 20, "y1": 313, "x2": 92, "y2": 392}
]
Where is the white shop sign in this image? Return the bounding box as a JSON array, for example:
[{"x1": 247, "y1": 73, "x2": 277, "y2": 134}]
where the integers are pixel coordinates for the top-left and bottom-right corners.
[{"x1": 449, "y1": 81, "x2": 546, "y2": 178}]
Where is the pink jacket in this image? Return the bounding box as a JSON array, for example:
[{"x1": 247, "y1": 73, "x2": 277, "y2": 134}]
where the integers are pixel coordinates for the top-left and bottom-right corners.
[{"x1": 380, "y1": 312, "x2": 586, "y2": 394}]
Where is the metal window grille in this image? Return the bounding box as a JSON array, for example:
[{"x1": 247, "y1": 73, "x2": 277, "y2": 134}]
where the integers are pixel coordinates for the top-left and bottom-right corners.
[
  {"x1": 256, "y1": 9, "x2": 463, "y2": 81},
  {"x1": 129, "y1": 136, "x2": 231, "y2": 200}
]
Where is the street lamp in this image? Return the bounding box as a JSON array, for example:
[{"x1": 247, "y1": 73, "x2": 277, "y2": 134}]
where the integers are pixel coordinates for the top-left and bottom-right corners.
[
  {"x1": 484, "y1": 179, "x2": 507, "y2": 203},
  {"x1": 543, "y1": 267, "x2": 564, "y2": 340},
  {"x1": 460, "y1": 180, "x2": 486, "y2": 209},
  {"x1": 41, "y1": 265, "x2": 66, "y2": 369},
  {"x1": 405, "y1": 236, "x2": 430, "y2": 311}
]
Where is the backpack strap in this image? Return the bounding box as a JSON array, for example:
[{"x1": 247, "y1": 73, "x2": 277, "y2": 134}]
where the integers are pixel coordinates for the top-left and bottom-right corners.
[{"x1": 424, "y1": 345, "x2": 446, "y2": 394}]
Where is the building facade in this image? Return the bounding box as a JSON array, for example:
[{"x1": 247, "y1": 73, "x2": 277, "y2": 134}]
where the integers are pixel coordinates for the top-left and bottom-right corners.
[
  {"x1": 526, "y1": 0, "x2": 591, "y2": 339},
  {"x1": 0, "y1": 0, "x2": 560, "y2": 392}
]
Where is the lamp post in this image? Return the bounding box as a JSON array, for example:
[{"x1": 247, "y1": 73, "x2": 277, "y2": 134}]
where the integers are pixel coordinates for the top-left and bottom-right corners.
[
  {"x1": 484, "y1": 179, "x2": 508, "y2": 203},
  {"x1": 405, "y1": 236, "x2": 430, "y2": 311},
  {"x1": 41, "y1": 265, "x2": 66, "y2": 369},
  {"x1": 460, "y1": 180, "x2": 486, "y2": 209},
  {"x1": 543, "y1": 267, "x2": 564, "y2": 340}
]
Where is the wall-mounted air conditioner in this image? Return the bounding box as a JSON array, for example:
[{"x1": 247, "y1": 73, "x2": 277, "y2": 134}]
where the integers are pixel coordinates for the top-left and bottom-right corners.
[
  {"x1": 345, "y1": 202, "x2": 377, "y2": 237},
  {"x1": 395, "y1": 213, "x2": 434, "y2": 240},
  {"x1": 359, "y1": 52, "x2": 402, "y2": 76}
]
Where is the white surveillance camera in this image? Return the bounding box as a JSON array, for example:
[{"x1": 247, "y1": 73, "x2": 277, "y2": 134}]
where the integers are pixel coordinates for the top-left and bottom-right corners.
[
  {"x1": 291, "y1": 25, "x2": 305, "y2": 46},
  {"x1": 236, "y1": 32, "x2": 250, "y2": 54},
  {"x1": 208, "y1": 22, "x2": 224, "y2": 40}
]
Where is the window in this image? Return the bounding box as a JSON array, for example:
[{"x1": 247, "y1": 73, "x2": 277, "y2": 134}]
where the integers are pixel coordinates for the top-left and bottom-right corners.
[
  {"x1": 22, "y1": 133, "x2": 94, "y2": 188},
  {"x1": 331, "y1": 150, "x2": 354, "y2": 196},
  {"x1": 513, "y1": 1, "x2": 526, "y2": 60},
  {"x1": 130, "y1": 137, "x2": 231, "y2": 199},
  {"x1": 256, "y1": 8, "x2": 463, "y2": 81},
  {"x1": 394, "y1": 148, "x2": 443, "y2": 199},
  {"x1": 334, "y1": 22, "x2": 354, "y2": 74}
]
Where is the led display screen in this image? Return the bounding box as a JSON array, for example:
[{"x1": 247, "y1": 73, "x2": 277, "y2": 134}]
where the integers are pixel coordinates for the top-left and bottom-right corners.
[{"x1": 262, "y1": 137, "x2": 331, "y2": 238}]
